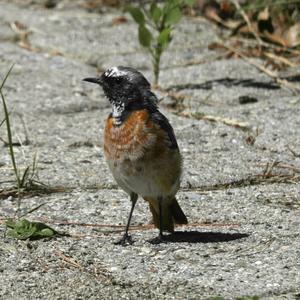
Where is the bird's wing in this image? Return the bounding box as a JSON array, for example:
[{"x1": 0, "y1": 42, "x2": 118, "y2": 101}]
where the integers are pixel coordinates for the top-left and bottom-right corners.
[{"x1": 150, "y1": 110, "x2": 179, "y2": 150}]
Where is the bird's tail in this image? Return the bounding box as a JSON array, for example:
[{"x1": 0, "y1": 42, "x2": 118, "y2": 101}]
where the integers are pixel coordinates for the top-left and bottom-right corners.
[{"x1": 144, "y1": 197, "x2": 188, "y2": 233}]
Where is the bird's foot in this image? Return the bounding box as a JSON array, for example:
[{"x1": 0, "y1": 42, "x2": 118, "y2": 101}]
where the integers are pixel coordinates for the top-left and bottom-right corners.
[
  {"x1": 114, "y1": 233, "x2": 134, "y2": 246},
  {"x1": 148, "y1": 234, "x2": 166, "y2": 245}
]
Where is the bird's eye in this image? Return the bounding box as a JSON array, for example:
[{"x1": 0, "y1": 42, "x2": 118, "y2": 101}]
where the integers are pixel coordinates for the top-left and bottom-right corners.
[{"x1": 115, "y1": 77, "x2": 122, "y2": 82}]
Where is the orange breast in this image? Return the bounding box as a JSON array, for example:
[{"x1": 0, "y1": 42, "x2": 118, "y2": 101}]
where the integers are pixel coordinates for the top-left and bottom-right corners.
[
  {"x1": 104, "y1": 109, "x2": 157, "y2": 161},
  {"x1": 103, "y1": 108, "x2": 182, "y2": 197}
]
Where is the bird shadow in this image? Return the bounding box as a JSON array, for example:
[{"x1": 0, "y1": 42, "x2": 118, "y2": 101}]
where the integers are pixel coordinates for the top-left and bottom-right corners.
[{"x1": 161, "y1": 231, "x2": 249, "y2": 244}]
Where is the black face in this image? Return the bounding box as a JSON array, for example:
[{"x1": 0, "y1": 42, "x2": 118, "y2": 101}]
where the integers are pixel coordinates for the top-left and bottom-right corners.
[{"x1": 84, "y1": 66, "x2": 151, "y2": 105}]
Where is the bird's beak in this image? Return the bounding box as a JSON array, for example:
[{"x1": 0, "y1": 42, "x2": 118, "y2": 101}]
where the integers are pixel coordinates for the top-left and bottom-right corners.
[{"x1": 82, "y1": 77, "x2": 103, "y2": 85}]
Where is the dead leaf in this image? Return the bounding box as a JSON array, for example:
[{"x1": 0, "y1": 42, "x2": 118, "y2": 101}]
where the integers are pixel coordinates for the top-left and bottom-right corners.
[
  {"x1": 19, "y1": 41, "x2": 40, "y2": 52},
  {"x1": 257, "y1": 7, "x2": 274, "y2": 33},
  {"x1": 9, "y1": 21, "x2": 41, "y2": 52},
  {"x1": 258, "y1": 7, "x2": 269, "y2": 21},
  {"x1": 208, "y1": 41, "x2": 227, "y2": 50},
  {"x1": 219, "y1": 0, "x2": 235, "y2": 19},
  {"x1": 81, "y1": 0, "x2": 120, "y2": 10},
  {"x1": 49, "y1": 50, "x2": 63, "y2": 56},
  {"x1": 284, "y1": 22, "x2": 300, "y2": 48},
  {"x1": 112, "y1": 16, "x2": 127, "y2": 25},
  {"x1": 262, "y1": 32, "x2": 289, "y2": 47}
]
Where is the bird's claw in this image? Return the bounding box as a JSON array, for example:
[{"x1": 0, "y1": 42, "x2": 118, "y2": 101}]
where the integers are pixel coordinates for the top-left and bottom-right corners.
[
  {"x1": 148, "y1": 234, "x2": 166, "y2": 244},
  {"x1": 114, "y1": 233, "x2": 134, "y2": 246}
]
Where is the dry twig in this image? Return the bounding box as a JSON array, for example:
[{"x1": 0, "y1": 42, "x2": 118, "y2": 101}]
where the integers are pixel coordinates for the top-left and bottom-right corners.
[
  {"x1": 222, "y1": 43, "x2": 300, "y2": 93},
  {"x1": 176, "y1": 111, "x2": 251, "y2": 130},
  {"x1": 230, "y1": 0, "x2": 263, "y2": 46},
  {"x1": 54, "y1": 250, "x2": 84, "y2": 270},
  {"x1": 287, "y1": 146, "x2": 300, "y2": 158},
  {"x1": 263, "y1": 52, "x2": 296, "y2": 68}
]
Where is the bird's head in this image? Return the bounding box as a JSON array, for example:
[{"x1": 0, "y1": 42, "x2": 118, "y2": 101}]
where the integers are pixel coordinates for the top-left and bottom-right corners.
[{"x1": 83, "y1": 66, "x2": 157, "y2": 112}]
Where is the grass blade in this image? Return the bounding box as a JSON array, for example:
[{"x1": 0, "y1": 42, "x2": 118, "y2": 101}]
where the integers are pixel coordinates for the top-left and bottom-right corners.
[
  {"x1": 0, "y1": 66, "x2": 21, "y2": 189},
  {"x1": 20, "y1": 203, "x2": 46, "y2": 218},
  {"x1": 0, "y1": 117, "x2": 6, "y2": 128},
  {"x1": 20, "y1": 166, "x2": 30, "y2": 188},
  {"x1": 0, "y1": 64, "x2": 14, "y2": 91}
]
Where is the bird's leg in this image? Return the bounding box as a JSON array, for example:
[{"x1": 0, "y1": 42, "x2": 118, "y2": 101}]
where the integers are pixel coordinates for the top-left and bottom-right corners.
[
  {"x1": 158, "y1": 197, "x2": 164, "y2": 239},
  {"x1": 149, "y1": 197, "x2": 165, "y2": 244},
  {"x1": 115, "y1": 193, "x2": 138, "y2": 246}
]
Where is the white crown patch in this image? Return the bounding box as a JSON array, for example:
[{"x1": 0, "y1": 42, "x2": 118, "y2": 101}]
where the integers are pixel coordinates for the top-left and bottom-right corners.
[{"x1": 104, "y1": 67, "x2": 127, "y2": 78}]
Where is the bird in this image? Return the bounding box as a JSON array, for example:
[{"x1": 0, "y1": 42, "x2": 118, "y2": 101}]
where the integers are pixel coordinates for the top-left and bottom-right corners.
[{"x1": 83, "y1": 66, "x2": 187, "y2": 245}]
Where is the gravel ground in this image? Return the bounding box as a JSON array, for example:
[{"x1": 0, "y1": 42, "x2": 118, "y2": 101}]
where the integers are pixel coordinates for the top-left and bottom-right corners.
[{"x1": 0, "y1": 1, "x2": 299, "y2": 299}]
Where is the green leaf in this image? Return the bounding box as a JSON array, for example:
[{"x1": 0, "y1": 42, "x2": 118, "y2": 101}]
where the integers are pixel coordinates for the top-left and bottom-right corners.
[
  {"x1": 5, "y1": 218, "x2": 17, "y2": 229},
  {"x1": 165, "y1": 7, "x2": 182, "y2": 26},
  {"x1": 126, "y1": 6, "x2": 145, "y2": 25},
  {"x1": 166, "y1": 0, "x2": 180, "y2": 7},
  {"x1": 138, "y1": 25, "x2": 152, "y2": 48},
  {"x1": 20, "y1": 166, "x2": 30, "y2": 188},
  {"x1": 0, "y1": 117, "x2": 6, "y2": 128},
  {"x1": 0, "y1": 64, "x2": 14, "y2": 91},
  {"x1": 5, "y1": 218, "x2": 57, "y2": 240},
  {"x1": 182, "y1": 0, "x2": 196, "y2": 6},
  {"x1": 150, "y1": 3, "x2": 162, "y2": 24},
  {"x1": 157, "y1": 27, "x2": 172, "y2": 48},
  {"x1": 6, "y1": 219, "x2": 36, "y2": 240},
  {"x1": 33, "y1": 221, "x2": 57, "y2": 237},
  {"x1": 39, "y1": 228, "x2": 56, "y2": 237}
]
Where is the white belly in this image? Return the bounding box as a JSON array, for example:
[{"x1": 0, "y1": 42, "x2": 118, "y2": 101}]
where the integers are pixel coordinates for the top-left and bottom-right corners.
[{"x1": 107, "y1": 158, "x2": 180, "y2": 198}]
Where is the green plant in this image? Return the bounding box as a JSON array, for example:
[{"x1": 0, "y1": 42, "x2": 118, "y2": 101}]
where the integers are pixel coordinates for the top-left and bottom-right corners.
[
  {"x1": 5, "y1": 218, "x2": 57, "y2": 240},
  {"x1": 0, "y1": 66, "x2": 40, "y2": 201},
  {"x1": 1, "y1": 69, "x2": 60, "y2": 239},
  {"x1": 127, "y1": 0, "x2": 196, "y2": 85},
  {"x1": 0, "y1": 117, "x2": 5, "y2": 128},
  {"x1": 1, "y1": 66, "x2": 22, "y2": 189}
]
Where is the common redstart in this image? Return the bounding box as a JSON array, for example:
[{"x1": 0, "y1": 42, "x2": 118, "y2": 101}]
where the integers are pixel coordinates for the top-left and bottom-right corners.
[{"x1": 83, "y1": 66, "x2": 187, "y2": 245}]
